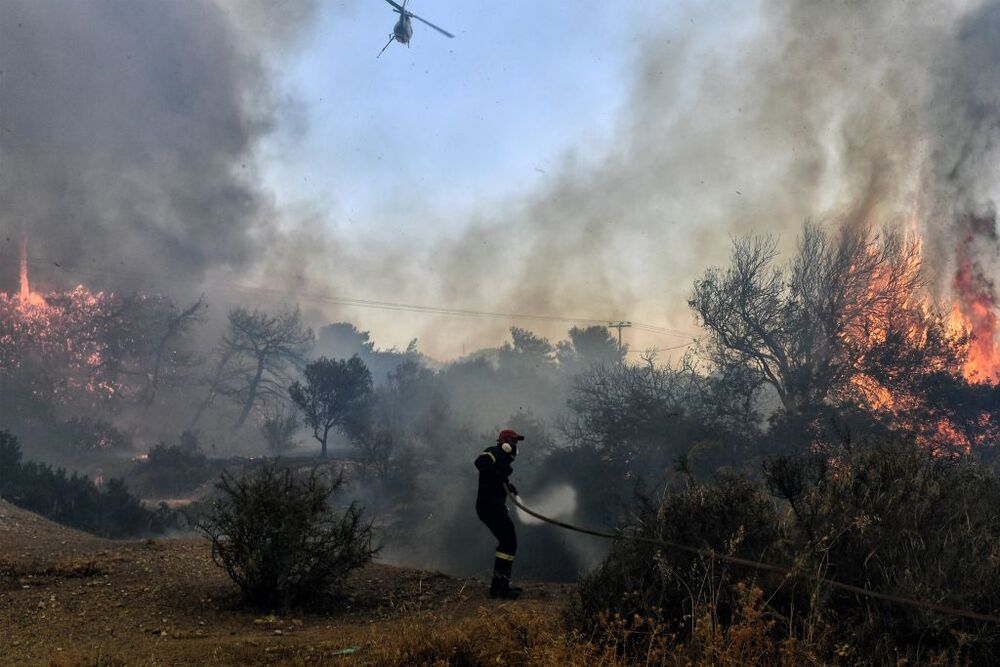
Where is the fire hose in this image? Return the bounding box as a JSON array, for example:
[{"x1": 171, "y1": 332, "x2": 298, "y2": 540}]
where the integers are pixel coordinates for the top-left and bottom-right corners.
[{"x1": 504, "y1": 484, "x2": 1000, "y2": 625}]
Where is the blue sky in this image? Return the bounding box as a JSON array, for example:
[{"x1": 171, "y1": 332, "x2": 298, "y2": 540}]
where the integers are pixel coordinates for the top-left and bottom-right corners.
[{"x1": 264, "y1": 1, "x2": 665, "y2": 240}]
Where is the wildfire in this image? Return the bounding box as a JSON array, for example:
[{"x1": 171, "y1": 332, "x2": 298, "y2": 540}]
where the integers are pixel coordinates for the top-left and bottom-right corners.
[
  {"x1": 1, "y1": 239, "x2": 120, "y2": 404},
  {"x1": 951, "y1": 220, "x2": 1000, "y2": 383},
  {"x1": 17, "y1": 235, "x2": 46, "y2": 308}
]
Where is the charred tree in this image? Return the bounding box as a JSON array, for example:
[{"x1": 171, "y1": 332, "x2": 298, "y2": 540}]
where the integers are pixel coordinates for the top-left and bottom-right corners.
[
  {"x1": 139, "y1": 296, "x2": 206, "y2": 406},
  {"x1": 194, "y1": 307, "x2": 312, "y2": 428}
]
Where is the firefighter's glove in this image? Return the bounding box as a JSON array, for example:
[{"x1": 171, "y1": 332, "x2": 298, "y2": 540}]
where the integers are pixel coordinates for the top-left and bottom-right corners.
[{"x1": 506, "y1": 483, "x2": 518, "y2": 497}]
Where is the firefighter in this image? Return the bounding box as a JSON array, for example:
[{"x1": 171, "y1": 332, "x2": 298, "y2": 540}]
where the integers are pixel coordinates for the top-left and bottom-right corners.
[{"x1": 474, "y1": 428, "x2": 525, "y2": 599}]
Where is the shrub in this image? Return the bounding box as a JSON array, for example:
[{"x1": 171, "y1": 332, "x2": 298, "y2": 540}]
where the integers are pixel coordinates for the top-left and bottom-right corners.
[
  {"x1": 198, "y1": 463, "x2": 377, "y2": 609},
  {"x1": 0, "y1": 430, "x2": 170, "y2": 537},
  {"x1": 573, "y1": 472, "x2": 783, "y2": 654},
  {"x1": 135, "y1": 432, "x2": 211, "y2": 496},
  {"x1": 766, "y1": 437, "x2": 1000, "y2": 663},
  {"x1": 574, "y1": 436, "x2": 1000, "y2": 664},
  {"x1": 260, "y1": 406, "x2": 300, "y2": 455}
]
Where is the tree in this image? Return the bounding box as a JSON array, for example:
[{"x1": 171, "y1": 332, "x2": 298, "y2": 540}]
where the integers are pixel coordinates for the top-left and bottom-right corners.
[
  {"x1": 289, "y1": 356, "x2": 373, "y2": 459},
  {"x1": 556, "y1": 325, "x2": 626, "y2": 373},
  {"x1": 498, "y1": 327, "x2": 555, "y2": 374},
  {"x1": 135, "y1": 296, "x2": 206, "y2": 406},
  {"x1": 566, "y1": 361, "x2": 694, "y2": 470},
  {"x1": 689, "y1": 223, "x2": 964, "y2": 415},
  {"x1": 197, "y1": 307, "x2": 313, "y2": 427}
]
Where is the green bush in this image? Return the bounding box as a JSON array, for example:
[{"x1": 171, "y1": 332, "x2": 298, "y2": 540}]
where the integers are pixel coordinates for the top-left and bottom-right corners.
[
  {"x1": 0, "y1": 430, "x2": 171, "y2": 537},
  {"x1": 198, "y1": 463, "x2": 377, "y2": 609},
  {"x1": 135, "y1": 433, "x2": 210, "y2": 496}
]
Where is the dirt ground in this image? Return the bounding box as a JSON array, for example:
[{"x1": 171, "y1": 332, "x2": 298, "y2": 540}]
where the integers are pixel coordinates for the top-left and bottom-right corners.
[{"x1": 0, "y1": 501, "x2": 574, "y2": 666}]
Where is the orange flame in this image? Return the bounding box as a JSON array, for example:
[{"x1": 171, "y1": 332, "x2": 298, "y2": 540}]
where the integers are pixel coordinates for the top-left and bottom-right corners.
[
  {"x1": 951, "y1": 223, "x2": 1000, "y2": 383},
  {"x1": 16, "y1": 235, "x2": 45, "y2": 308},
  {"x1": 19, "y1": 236, "x2": 29, "y2": 301}
]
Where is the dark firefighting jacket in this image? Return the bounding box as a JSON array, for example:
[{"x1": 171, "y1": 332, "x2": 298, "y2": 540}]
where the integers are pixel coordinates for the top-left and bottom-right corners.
[{"x1": 474, "y1": 444, "x2": 514, "y2": 511}]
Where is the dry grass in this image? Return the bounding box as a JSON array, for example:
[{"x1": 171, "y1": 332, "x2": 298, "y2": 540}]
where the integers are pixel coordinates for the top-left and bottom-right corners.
[{"x1": 44, "y1": 596, "x2": 812, "y2": 666}]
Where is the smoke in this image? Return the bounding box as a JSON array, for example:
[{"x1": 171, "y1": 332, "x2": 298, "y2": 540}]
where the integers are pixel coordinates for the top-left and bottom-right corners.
[
  {"x1": 405, "y1": 0, "x2": 1000, "y2": 352},
  {"x1": 2, "y1": 0, "x2": 998, "y2": 358},
  {"x1": 0, "y1": 0, "x2": 319, "y2": 294}
]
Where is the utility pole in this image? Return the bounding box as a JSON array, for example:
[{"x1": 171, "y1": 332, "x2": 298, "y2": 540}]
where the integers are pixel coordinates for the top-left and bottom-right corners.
[{"x1": 607, "y1": 321, "x2": 632, "y2": 353}]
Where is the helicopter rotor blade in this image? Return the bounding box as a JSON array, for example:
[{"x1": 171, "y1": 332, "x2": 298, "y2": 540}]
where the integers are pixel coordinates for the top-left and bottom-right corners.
[
  {"x1": 407, "y1": 12, "x2": 454, "y2": 38},
  {"x1": 383, "y1": 0, "x2": 406, "y2": 12}
]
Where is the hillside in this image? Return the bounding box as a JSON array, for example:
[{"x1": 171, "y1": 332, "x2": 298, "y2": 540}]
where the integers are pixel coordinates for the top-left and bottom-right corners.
[{"x1": 0, "y1": 502, "x2": 574, "y2": 666}]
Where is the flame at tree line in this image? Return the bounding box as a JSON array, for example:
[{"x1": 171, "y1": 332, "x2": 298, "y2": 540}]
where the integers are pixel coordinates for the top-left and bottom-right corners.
[
  {"x1": 1, "y1": 238, "x2": 197, "y2": 407},
  {"x1": 1, "y1": 226, "x2": 998, "y2": 443},
  {"x1": 2, "y1": 240, "x2": 122, "y2": 402}
]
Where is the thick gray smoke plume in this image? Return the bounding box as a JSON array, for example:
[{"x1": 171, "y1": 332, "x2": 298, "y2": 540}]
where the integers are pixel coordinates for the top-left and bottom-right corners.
[
  {"x1": 0, "y1": 0, "x2": 316, "y2": 293},
  {"x1": 2, "y1": 0, "x2": 997, "y2": 357},
  {"x1": 416, "y1": 0, "x2": 1000, "y2": 349}
]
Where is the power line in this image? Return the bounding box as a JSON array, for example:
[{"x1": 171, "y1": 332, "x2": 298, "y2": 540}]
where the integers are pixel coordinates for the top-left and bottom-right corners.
[
  {"x1": 608, "y1": 321, "x2": 632, "y2": 352},
  {"x1": 2, "y1": 250, "x2": 697, "y2": 340}
]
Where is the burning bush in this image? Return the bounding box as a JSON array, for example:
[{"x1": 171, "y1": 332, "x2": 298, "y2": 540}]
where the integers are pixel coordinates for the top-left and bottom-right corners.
[
  {"x1": 198, "y1": 463, "x2": 377, "y2": 609},
  {"x1": 574, "y1": 437, "x2": 1000, "y2": 664}
]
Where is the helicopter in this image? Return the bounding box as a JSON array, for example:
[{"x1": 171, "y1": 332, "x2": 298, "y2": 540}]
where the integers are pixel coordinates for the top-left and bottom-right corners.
[{"x1": 378, "y1": 0, "x2": 454, "y2": 57}]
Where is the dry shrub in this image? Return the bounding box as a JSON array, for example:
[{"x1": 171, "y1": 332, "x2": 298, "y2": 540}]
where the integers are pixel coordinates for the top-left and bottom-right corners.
[
  {"x1": 573, "y1": 436, "x2": 1000, "y2": 665},
  {"x1": 198, "y1": 463, "x2": 377, "y2": 609},
  {"x1": 767, "y1": 436, "x2": 1000, "y2": 663},
  {"x1": 572, "y1": 472, "x2": 784, "y2": 655}
]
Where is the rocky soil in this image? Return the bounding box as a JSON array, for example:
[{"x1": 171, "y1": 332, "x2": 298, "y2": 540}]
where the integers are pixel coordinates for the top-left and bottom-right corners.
[{"x1": 0, "y1": 501, "x2": 572, "y2": 665}]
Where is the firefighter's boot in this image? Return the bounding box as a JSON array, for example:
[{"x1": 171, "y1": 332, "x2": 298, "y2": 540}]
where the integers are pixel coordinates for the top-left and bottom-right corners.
[{"x1": 489, "y1": 554, "x2": 521, "y2": 599}]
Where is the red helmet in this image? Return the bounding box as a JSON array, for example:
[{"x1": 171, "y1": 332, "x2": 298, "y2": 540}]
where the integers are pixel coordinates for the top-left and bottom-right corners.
[{"x1": 498, "y1": 429, "x2": 525, "y2": 444}]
